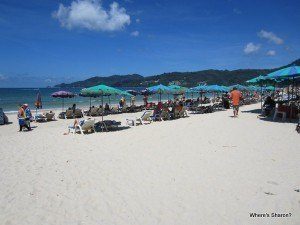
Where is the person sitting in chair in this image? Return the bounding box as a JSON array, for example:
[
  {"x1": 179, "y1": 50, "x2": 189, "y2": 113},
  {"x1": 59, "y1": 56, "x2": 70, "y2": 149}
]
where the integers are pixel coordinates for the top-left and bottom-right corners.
[{"x1": 263, "y1": 96, "x2": 276, "y2": 116}]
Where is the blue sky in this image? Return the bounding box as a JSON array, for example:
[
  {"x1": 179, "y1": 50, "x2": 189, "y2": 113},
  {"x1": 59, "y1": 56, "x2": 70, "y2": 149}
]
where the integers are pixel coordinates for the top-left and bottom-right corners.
[{"x1": 0, "y1": 0, "x2": 299, "y2": 87}]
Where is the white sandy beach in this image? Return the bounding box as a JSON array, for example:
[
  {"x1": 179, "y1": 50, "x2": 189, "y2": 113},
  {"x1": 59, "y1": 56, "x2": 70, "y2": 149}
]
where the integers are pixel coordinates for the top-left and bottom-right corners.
[{"x1": 0, "y1": 103, "x2": 299, "y2": 225}]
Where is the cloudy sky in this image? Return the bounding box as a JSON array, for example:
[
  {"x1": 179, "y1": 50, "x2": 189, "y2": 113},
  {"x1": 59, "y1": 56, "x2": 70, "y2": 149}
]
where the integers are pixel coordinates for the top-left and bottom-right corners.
[{"x1": 0, "y1": 0, "x2": 299, "y2": 87}]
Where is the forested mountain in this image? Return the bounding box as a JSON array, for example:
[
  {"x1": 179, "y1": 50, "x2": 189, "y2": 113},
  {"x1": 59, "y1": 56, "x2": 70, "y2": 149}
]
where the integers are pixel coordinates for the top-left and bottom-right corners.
[{"x1": 55, "y1": 58, "x2": 300, "y2": 88}]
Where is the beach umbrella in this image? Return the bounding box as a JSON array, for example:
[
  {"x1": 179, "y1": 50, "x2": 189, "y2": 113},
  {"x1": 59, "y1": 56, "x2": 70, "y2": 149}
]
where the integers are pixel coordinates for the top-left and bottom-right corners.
[
  {"x1": 229, "y1": 84, "x2": 248, "y2": 91},
  {"x1": 140, "y1": 89, "x2": 153, "y2": 96},
  {"x1": 190, "y1": 85, "x2": 209, "y2": 104},
  {"x1": 205, "y1": 85, "x2": 228, "y2": 93},
  {"x1": 168, "y1": 85, "x2": 188, "y2": 94},
  {"x1": 263, "y1": 86, "x2": 276, "y2": 91},
  {"x1": 265, "y1": 66, "x2": 300, "y2": 79},
  {"x1": 247, "y1": 85, "x2": 260, "y2": 92},
  {"x1": 190, "y1": 85, "x2": 208, "y2": 92},
  {"x1": 265, "y1": 66, "x2": 300, "y2": 104},
  {"x1": 121, "y1": 91, "x2": 134, "y2": 97},
  {"x1": 51, "y1": 91, "x2": 75, "y2": 112},
  {"x1": 80, "y1": 84, "x2": 124, "y2": 122},
  {"x1": 147, "y1": 84, "x2": 172, "y2": 102},
  {"x1": 126, "y1": 90, "x2": 139, "y2": 96},
  {"x1": 246, "y1": 75, "x2": 266, "y2": 84}
]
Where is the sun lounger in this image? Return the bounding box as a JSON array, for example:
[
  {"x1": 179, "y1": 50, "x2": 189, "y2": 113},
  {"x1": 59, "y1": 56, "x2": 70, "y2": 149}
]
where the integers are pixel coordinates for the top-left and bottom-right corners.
[
  {"x1": 110, "y1": 106, "x2": 120, "y2": 114},
  {"x1": 126, "y1": 110, "x2": 153, "y2": 126},
  {"x1": 68, "y1": 119, "x2": 95, "y2": 134},
  {"x1": 35, "y1": 114, "x2": 47, "y2": 122},
  {"x1": 121, "y1": 105, "x2": 128, "y2": 113},
  {"x1": 95, "y1": 120, "x2": 122, "y2": 132},
  {"x1": 65, "y1": 110, "x2": 74, "y2": 119},
  {"x1": 74, "y1": 109, "x2": 83, "y2": 118},
  {"x1": 179, "y1": 106, "x2": 188, "y2": 117},
  {"x1": 45, "y1": 112, "x2": 55, "y2": 121}
]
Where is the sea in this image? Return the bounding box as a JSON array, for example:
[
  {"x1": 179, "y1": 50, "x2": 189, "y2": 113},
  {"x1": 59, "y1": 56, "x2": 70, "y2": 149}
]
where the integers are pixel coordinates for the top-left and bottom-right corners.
[{"x1": 0, "y1": 87, "x2": 202, "y2": 113}]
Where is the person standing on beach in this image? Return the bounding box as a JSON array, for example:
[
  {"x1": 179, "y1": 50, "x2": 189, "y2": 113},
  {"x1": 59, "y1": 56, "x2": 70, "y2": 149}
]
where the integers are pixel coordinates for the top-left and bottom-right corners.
[
  {"x1": 230, "y1": 87, "x2": 242, "y2": 117},
  {"x1": 18, "y1": 105, "x2": 31, "y2": 131}
]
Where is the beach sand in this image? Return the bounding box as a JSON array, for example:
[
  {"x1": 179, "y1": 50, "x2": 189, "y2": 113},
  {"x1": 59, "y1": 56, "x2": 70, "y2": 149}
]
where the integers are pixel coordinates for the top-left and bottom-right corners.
[{"x1": 0, "y1": 103, "x2": 299, "y2": 225}]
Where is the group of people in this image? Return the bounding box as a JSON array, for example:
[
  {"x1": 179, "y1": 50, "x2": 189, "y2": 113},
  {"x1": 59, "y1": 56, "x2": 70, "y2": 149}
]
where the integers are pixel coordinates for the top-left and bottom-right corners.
[{"x1": 17, "y1": 104, "x2": 32, "y2": 131}]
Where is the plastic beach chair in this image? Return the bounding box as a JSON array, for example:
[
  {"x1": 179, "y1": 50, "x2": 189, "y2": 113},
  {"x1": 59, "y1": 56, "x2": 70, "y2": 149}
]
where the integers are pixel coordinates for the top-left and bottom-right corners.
[
  {"x1": 68, "y1": 119, "x2": 95, "y2": 134},
  {"x1": 126, "y1": 110, "x2": 153, "y2": 126}
]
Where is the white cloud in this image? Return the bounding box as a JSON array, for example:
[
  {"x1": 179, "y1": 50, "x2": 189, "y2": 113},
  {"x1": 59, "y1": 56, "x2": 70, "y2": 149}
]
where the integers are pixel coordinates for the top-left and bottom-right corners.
[
  {"x1": 0, "y1": 74, "x2": 7, "y2": 81},
  {"x1": 52, "y1": 0, "x2": 131, "y2": 32},
  {"x1": 130, "y1": 30, "x2": 139, "y2": 37},
  {"x1": 266, "y1": 50, "x2": 276, "y2": 56},
  {"x1": 258, "y1": 30, "x2": 283, "y2": 45},
  {"x1": 45, "y1": 79, "x2": 52, "y2": 83},
  {"x1": 244, "y1": 42, "x2": 260, "y2": 54},
  {"x1": 233, "y1": 8, "x2": 242, "y2": 14}
]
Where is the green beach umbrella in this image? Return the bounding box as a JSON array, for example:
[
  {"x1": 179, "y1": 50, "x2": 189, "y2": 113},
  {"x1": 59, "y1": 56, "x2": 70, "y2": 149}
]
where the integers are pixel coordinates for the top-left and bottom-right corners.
[
  {"x1": 148, "y1": 84, "x2": 172, "y2": 102},
  {"x1": 80, "y1": 84, "x2": 124, "y2": 123},
  {"x1": 168, "y1": 85, "x2": 188, "y2": 94}
]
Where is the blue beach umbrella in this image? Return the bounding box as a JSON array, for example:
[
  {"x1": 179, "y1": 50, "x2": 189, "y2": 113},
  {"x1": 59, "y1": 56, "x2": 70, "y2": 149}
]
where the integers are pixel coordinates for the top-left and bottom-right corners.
[
  {"x1": 168, "y1": 85, "x2": 188, "y2": 94},
  {"x1": 190, "y1": 85, "x2": 208, "y2": 92},
  {"x1": 265, "y1": 66, "x2": 300, "y2": 79},
  {"x1": 229, "y1": 84, "x2": 248, "y2": 91},
  {"x1": 205, "y1": 85, "x2": 229, "y2": 93}
]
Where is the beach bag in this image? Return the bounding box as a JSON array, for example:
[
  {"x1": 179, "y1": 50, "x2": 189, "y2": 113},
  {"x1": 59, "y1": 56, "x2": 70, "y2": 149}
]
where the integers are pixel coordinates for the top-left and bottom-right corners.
[{"x1": 0, "y1": 108, "x2": 4, "y2": 125}]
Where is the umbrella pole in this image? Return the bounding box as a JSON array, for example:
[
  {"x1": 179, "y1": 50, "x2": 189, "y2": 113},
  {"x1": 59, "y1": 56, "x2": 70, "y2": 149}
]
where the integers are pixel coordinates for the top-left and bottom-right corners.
[
  {"x1": 90, "y1": 97, "x2": 91, "y2": 110},
  {"x1": 260, "y1": 84, "x2": 263, "y2": 114},
  {"x1": 200, "y1": 92, "x2": 203, "y2": 106},
  {"x1": 101, "y1": 95, "x2": 104, "y2": 123}
]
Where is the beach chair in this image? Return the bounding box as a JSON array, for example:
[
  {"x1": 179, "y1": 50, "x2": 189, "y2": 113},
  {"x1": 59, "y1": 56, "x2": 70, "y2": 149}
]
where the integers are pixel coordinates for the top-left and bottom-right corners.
[
  {"x1": 35, "y1": 114, "x2": 47, "y2": 122},
  {"x1": 65, "y1": 110, "x2": 74, "y2": 119},
  {"x1": 126, "y1": 110, "x2": 153, "y2": 126},
  {"x1": 90, "y1": 107, "x2": 100, "y2": 116},
  {"x1": 95, "y1": 120, "x2": 123, "y2": 132},
  {"x1": 110, "y1": 106, "x2": 120, "y2": 114},
  {"x1": 161, "y1": 110, "x2": 171, "y2": 120},
  {"x1": 74, "y1": 109, "x2": 83, "y2": 118},
  {"x1": 68, "y1": 119, "x2": 95, "y2": 134},
  {"x1": 121, "y1": 105, "x2": 128, "y2": 113},
  {"x1": 45, "y1": 112, "x2": 55, "y2": 121},
  {"x1": 98, "y1": 108, "x2": 104, "y2": 116},
  {"x1": 179, "y1": 107, "x2": 188, "y2": 117}
]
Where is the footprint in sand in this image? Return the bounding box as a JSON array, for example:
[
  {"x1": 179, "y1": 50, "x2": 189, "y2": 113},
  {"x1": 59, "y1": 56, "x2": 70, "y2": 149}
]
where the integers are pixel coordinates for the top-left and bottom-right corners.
[
  {"x1": 267, "y1": 181, "x2": 278, "y2": 185},
  {"x1": 264, "y1": 191, "x2": 276, "y2": 195}
]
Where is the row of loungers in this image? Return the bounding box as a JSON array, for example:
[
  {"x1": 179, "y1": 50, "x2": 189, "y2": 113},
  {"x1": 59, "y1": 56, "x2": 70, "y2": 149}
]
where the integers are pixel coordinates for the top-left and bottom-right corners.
[
  {"x1": 188, "y1": 97, "x2": 259, "y2": 114},
  {"x1": 84, "y1": 105, "x2": 145, "y2": 117}
]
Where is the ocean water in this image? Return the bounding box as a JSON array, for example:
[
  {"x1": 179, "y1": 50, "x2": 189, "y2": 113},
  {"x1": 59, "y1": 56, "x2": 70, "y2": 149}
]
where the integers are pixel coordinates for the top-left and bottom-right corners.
[{"x1": 0, "y1": 88, "x2": 202, "y2": 113}]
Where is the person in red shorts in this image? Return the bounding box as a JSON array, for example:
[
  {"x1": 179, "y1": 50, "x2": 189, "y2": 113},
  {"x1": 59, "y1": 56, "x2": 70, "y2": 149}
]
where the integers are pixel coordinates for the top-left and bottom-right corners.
[{"x1": 230, "y1": 87, "x2": 242, "y2": 117}]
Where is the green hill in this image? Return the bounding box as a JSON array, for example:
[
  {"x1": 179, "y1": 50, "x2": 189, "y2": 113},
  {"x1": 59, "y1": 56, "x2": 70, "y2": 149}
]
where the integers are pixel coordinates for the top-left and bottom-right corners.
[{"x1": 55, "y1": 58, "x2": 300, "y2": 88}]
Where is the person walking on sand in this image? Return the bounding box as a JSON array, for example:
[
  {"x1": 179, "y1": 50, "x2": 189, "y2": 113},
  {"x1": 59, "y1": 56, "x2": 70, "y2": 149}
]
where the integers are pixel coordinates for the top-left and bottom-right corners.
[{"x1": 230, "y1": 87, "x2": 242, "y2": 117}]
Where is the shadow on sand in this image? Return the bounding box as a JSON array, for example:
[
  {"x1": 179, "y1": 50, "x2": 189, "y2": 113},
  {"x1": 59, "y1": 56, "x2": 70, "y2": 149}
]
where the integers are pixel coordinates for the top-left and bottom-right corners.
[{"x1": 241, "y1": 108, "x2": 261, "y2": 114}]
